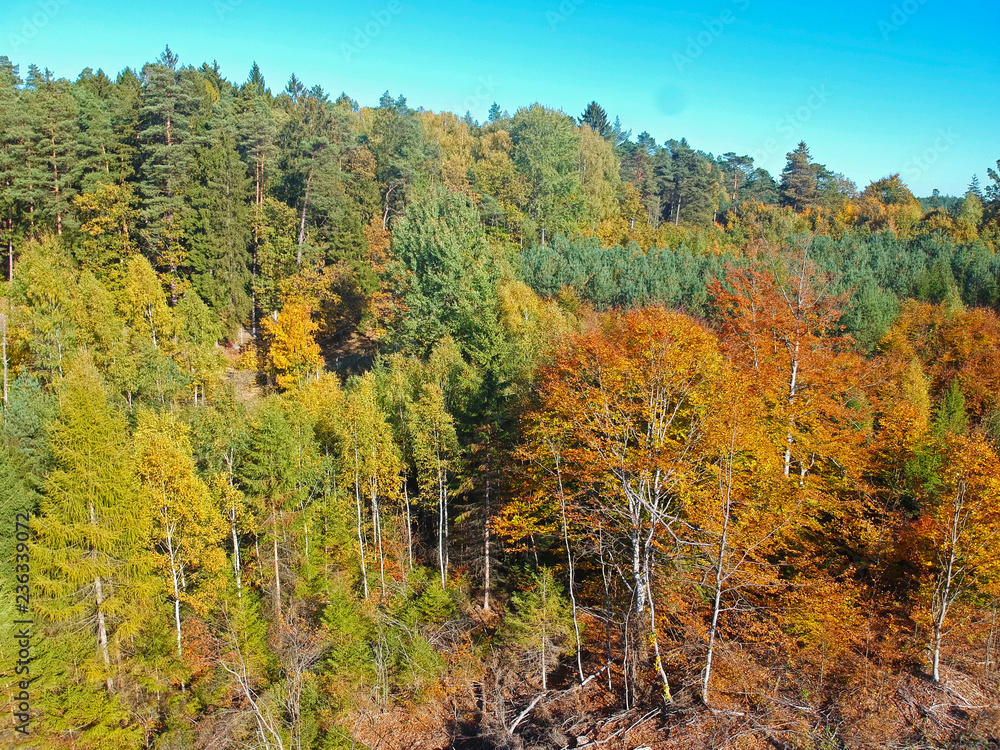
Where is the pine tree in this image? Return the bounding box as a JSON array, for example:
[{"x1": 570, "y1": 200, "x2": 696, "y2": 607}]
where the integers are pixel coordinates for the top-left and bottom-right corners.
[
  {"x1": 137, "y1": 46, "x2": 197, "y2": 303},
  {"x1": 26, "y1": 76, "x2": 80, "y2": 236},
  {"x1": 780, "y1": 141, "x2": 820, "y2": 211},
  {"x1": 667, "y1": 138, "x2": 719, "y2": 226},
  {"x1": 967, "y1": 174, "x2": 982, "y2": 199},
  {"x1": 579, "y1": 101, "x2": 611, "y2": 138},
  {"x1": 239, "y1": 397, "x2": 296, "y2": 620},
  {"x1": 0, "y1": 65, "x2": 38, "y2": 276},
  {"x1": 186, "y1": 107, "x2": 253, "y2": 330}
]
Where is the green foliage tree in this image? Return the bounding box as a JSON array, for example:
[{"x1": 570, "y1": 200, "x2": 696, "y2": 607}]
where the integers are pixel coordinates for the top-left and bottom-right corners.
[
  {"x1": 33, "y1": 355, "x2": 158, "y2": 696},
  {"x1": 780, "y1": 141, "x2": 820, "y2": 211},
  {"x1": 504, "y1": 567, "x2": 574, "y2": 690}
]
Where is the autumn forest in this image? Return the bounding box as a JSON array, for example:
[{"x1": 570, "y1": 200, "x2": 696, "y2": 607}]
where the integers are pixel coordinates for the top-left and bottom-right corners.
[{"x1": 2, "y1": 49, "x2": 1000, "y2": 749}]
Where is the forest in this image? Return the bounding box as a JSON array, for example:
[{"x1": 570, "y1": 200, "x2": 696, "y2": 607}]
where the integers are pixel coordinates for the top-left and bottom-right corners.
[{"x1": 1, "y1": 47, "x2": 1000, "y2": 749}]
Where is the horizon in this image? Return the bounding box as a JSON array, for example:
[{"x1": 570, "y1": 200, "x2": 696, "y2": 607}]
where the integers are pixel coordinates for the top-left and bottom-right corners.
[{"x1": 2, "y1": 0, "x2": 997, "y2": 196}]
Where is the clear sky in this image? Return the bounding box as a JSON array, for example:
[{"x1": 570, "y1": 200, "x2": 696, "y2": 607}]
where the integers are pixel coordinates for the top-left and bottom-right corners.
[{"x1": 2, "y1": 0, "x2": 997, "y2": 196}]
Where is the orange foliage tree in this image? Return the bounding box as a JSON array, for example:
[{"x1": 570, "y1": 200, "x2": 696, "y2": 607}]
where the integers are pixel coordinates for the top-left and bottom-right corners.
[
  {"x1": 510, "y1": 307, "x2": 726, "y2": 701},
  {"x1": 711, "y1": 239, "x2": 873, "y2": 491},
  {"x1": 913, "y1": 435, "x2": 1000, "y2": 682}
]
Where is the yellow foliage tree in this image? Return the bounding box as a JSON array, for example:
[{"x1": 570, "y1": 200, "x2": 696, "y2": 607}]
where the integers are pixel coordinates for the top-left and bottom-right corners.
[
  {"x1": 263, "y1": 302, "x2": 323, "y2": 390},
  {"x1": 134, "y1": 410, "x2": 227, "y2": 661}
]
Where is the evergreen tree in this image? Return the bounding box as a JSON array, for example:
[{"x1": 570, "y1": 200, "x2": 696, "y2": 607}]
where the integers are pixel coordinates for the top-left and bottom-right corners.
[
  {"x1": 238, "y1": 397, "x2": 296, "y2": 619},
  {"x1": 33, "y1": 355, "x2": 158, "y2": 693},
  {"x1": 934, "y1": 380, "x2": 968, "y2": 437},
  {"x1": 780, "y1": 141, "x2": 820, "y2": 211},
  {"x1": 186, "y1": 107, "x2": 253, "y2": 331},
  {"x1": 666, "y1": 138, "x2": 719, "y2": 226},
  {"x1": 579, "y1": 100, "x2": 610, "y2": 137},
  {"x1": 137, "y1": 46, "x2": 197, "y2": 302},
  {"x1": 967, "y1": 174, "x2": 982, "y2": 199}
]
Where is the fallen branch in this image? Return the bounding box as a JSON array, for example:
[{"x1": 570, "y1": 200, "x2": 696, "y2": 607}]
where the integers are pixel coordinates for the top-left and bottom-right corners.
[
  {"x1": 509, "y1": 691, "x2": 549, "y2": 734},
  {"x1": 567, "y1": 708, "x2": 659, "y2": 749}
]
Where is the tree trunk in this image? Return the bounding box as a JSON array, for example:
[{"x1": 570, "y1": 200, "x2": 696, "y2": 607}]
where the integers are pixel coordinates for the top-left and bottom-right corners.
[
  {"x1": 273, "y1": 512, "x2": 283, "y2": 622},
  {"x1": 371, "y1": 478, "x2": 385, "y2": 598},
  {"x1": 404, "y1": 480, "x2": 413, "y2": 573},
  {"x1": 2, "y1": 312, "x2": 8, "y2": 406},
  {"x1": 165, "y1": 520, "x2": 184, "y2": 659},
  {"x1": 483, "y1": 477, "x2": 491, "y2": 611},
  {"x1": 703, "y1": 447, "x2": 734, "y2": 705},
  {"x1": 90, "y1": 501, "x2": 113, "y2": 692},
  {"x1": 783, "y1": 339, "x2": 800, "y2": 478},
  {"x1": 297, "y1": 167, "x2": 312, "y2": 262},
  {"x1": 553, "y1": 451, "x2": 583, "y2": 680},
  {"x1": 354, "y1": 446, "x2": 368, "y2": 599},
  {"x1": 232, "y1": 516, "x2": 242, "y2": 597}
]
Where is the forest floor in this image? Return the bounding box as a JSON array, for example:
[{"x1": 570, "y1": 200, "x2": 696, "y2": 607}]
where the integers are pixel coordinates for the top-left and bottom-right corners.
[{"x1": 346, "y1": 639, "x2": 1000, "y2": 749}]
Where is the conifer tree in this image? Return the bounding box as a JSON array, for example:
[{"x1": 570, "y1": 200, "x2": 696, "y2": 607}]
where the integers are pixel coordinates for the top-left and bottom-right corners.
[
  {"x1": 239, "y1": 397, "x2": 296, "y2": 620},
  {"x1": 780, "y1": 141, "x2": 820, "y2": 211},
  {"x1": 579, "y1": 101, "x2": 611, "y2": 138},
  {"x1": 186, "y1": 108, "x2": 253, "y2": 330},
  {"x1": 33, "y1": 355, "x2": 158, "y2": 692},
  {"x1": 138, "y1": 46, "x2": 197, "y2": 303}
]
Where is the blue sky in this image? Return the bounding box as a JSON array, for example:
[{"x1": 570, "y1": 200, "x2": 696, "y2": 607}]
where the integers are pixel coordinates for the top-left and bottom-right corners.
[{"x1": 2, "y1": 0, "x2": 997, "y2": 195}]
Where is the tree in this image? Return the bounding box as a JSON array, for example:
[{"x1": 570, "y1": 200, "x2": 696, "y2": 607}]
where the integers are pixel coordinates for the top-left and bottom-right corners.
[
  {"x1": 339, "y1": 373, "x2": 401, "y2": 598},
  {"x1": 384, "y1": 185, "x2": 503, "y2": 357},
  {"x1": 134, "y1": 410, "x2": 226, "y2": 662},
  {"x1": 712, "y1": 239, "x2": 870, "y2": 484},
  {"x1": 137, "y1": 46, "x2": 197, "y2": 303},
  {"x1": 780, "y1": 142, "x2": 820, "y2": 212},
  {"x1": 33, "y1": 355, "x2": 157, "y2": 693},
  {"x1": 578, "y1": 123, "x2": 621, "y2": 225},
  {"x1": 25, "y1": 76, "x2": 80, "y2": 236},
  {"x1": 118, "y1": 254, "x2": 173, "y2": 350},
  {"x1": 916, "y1": 435, "x2": 1000, "y2": 682},
  {"x1": 409, "y1": 383, "x2": 460, "y2": 588},
  {"x1": 239, "y1": 398, "x2": 296, "y2": 620},
  {"x1": 579, "y1": 101, "x2": 610, "y2": 138},
  {"x1": 367, "y1": 91, "x2": 427, "y2": 228},
  {"x1": 523, "y1": 307, "x2": 726, "y2": 701},
  {"x1": 504, "y1": 567, "x2": 574, "y2": 690},
  {"x1": 186, "y1": 107, "x2": 253, "y2": 331},
  {"x1": 684, "y1": 378, "x2": 798, "y2": 705},
  {"x1": 13, "y1": 238, "x2": 78, "y2": 380},
  {"x1": 263, "y1": 302, "x2": 322, "y2": 390},
  {"x1": 666, "y1": 137, "x2": 720, "y2": 226},
  {"x1": 508, "y1": 104, "x2": 583, "y2": 240},
  {"x1": 472, "y1": 129, "x2": 528, "y2": 238}
]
